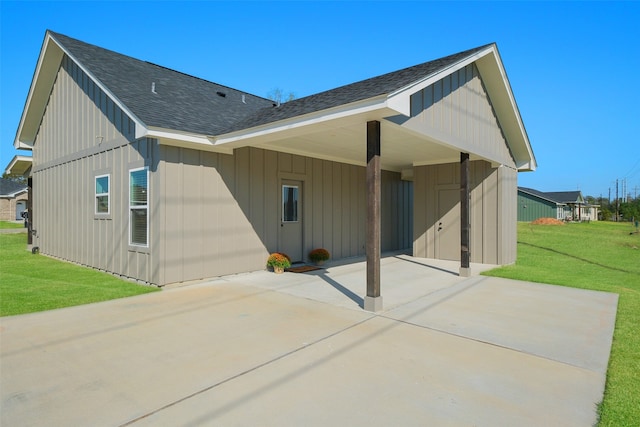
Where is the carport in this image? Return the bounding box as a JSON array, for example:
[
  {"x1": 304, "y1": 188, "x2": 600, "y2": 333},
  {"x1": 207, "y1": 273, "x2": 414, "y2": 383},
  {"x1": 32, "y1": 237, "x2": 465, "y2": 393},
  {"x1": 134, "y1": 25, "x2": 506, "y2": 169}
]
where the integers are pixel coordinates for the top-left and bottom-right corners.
[{"x1": 208, "y1": 43, "x2": 536, "y2": 311}]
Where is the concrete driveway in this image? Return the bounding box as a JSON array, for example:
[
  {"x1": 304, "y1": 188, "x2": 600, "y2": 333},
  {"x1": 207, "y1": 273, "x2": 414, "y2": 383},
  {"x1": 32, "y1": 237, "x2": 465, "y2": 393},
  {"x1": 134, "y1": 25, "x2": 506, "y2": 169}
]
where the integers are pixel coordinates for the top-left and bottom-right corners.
[{"x1": 0, "y1": 255, "x2": 618, "y2": 426}]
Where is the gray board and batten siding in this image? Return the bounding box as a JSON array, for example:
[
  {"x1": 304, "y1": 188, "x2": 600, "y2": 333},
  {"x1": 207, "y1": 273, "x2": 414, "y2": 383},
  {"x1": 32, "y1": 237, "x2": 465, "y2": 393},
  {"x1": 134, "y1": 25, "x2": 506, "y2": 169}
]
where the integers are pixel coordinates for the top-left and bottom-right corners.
[
  {"x1": 408, "y1": 63, "x2": 518, "y2": 265},
  {"x1": 405, "y1": 63, "x2": 516, "y2": 169},
  {"x1": 26, "y1": 35, "x2": 527, "y2": 287},
  {"x1": 32, "y1": 56, "x2": 155, "y2": 283},
  {"x1": 413, "y1": 161, "x2": 517, "y2": 265},
  {"x1": 157, "y1": 146, "x2": 412, "y2": 286},
  {"x1": 30, "y1": 54, "x2": 412, "y2": 286}
]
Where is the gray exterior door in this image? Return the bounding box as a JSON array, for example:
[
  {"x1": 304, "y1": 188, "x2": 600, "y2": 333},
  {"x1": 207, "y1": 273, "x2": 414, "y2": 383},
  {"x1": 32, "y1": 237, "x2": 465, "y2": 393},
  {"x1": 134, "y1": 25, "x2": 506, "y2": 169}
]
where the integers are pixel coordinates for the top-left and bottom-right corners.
[
  {"x1": 436, "y1": 187, "x2": 460, "y2": 261},
  {"x1": 280, "y1": 180, "x2": 303, "y2": 262}
]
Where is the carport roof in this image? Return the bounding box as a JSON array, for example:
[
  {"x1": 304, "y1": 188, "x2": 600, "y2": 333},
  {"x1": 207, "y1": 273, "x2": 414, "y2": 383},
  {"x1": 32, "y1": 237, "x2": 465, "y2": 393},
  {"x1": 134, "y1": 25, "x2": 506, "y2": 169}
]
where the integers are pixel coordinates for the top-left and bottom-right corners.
[{"x1": 219, "y1": 44, "x2": 492, "y2": 134}]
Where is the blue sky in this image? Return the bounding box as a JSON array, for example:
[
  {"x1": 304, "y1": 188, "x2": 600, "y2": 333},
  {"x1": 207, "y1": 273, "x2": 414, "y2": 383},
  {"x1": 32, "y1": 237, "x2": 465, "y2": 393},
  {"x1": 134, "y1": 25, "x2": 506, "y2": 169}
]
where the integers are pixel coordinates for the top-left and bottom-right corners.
[{"x1": 1, "y1": 1, "x2": 639, "y2": 199}]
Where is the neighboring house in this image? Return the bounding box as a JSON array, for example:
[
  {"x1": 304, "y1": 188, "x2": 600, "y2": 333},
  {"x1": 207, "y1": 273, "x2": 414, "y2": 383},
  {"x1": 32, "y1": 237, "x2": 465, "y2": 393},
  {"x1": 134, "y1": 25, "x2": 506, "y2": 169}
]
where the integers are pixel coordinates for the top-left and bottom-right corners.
[
  {"x1": 0, "y1": 178, "x2": 28, "y2": 221},
  {"x1": 13, "y1": 31, "x2": 536, "y2": 307},
  {"x1": 518, "y1": 187, "x2": 598, "y2": 221}
]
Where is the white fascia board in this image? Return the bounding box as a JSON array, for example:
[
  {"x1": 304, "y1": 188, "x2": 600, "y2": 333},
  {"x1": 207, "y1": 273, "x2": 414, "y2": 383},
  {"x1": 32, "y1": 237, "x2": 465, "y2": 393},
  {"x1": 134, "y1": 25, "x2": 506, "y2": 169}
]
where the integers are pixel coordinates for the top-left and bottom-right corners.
[
  {"x1": 145, "y1": 127, "x2": 233, "y2": 154},
  {"x1": 14, "y1": 33, "x2": 148, "y2": 149},
  {"x1": 13, "y1": 33, "x2": 62, "y2": 149},
  {"x1": 476, "y1": 49, "x2": 537, "y2": 172},
  {"x1": 211, "y1": 95, "x2": 390, "y2": 146},
  {"x1": 386, "y1": 46, "x2": 495, "y2": 116}
]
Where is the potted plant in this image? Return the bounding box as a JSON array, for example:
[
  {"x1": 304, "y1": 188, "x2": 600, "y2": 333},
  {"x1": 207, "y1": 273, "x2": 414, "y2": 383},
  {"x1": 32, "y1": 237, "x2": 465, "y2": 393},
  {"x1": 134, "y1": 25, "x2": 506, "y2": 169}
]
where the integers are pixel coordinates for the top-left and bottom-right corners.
[
  {"x1": 308, "y1": 248, "x2": 330, "y2": 265},
  {"x1": 266, "y1": 252, "x2": 291, "y2": 274}
]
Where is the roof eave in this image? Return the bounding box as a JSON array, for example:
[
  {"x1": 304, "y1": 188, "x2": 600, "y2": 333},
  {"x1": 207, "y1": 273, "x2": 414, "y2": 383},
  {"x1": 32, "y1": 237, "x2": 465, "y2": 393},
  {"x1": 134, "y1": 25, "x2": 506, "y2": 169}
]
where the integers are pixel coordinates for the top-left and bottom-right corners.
[
  {"x1": 144, "y1": 127, "x2": 234, "y2": 155},
  {"x1": 5, "y1": 155, "x2": 33, "y2": 177},
  {"x1": 475, "y1": 46, "x2": 537, "y2": 172},
  {"x1": 210, "y1": 94, "x2": 392, "y2": 147}
]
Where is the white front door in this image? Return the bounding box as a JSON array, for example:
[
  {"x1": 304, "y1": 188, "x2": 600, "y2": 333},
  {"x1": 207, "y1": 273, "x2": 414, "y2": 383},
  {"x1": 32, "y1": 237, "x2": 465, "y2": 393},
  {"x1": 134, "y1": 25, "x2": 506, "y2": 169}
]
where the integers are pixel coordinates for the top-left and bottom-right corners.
[
  {"x1": 279, "y1": 180, "x2": 303, "y2": 262},
  {"x1": 16, "y1": 201, "x2": 26, "y2": 221}
]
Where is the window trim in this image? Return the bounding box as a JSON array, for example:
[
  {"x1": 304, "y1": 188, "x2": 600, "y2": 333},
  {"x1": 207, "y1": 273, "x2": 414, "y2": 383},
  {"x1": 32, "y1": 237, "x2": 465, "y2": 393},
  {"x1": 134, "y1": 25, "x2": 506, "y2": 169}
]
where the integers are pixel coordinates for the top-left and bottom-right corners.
[
  {"x1": 129, "y1": 167, "x2": 149, "y2": 248},
  {"x1": 94, "y1": 173, "x2": 111, "y2": 218},
  {"x1": 282, "y1": 184, "x2": 299, "y2": 223}
]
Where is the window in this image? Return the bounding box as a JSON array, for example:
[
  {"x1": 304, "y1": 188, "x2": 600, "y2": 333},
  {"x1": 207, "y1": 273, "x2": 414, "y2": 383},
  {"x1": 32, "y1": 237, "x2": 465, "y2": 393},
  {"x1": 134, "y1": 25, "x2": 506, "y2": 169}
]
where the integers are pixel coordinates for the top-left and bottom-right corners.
[
  {"x1": 282, "y1": 185, "x2": 299, "y2": 222},
  {"x1": 129, "y1": 168, "x2": 148, "y2": 246},
  {"x1": 95, "y1": 174, "x2": 110, "y2": 214}
]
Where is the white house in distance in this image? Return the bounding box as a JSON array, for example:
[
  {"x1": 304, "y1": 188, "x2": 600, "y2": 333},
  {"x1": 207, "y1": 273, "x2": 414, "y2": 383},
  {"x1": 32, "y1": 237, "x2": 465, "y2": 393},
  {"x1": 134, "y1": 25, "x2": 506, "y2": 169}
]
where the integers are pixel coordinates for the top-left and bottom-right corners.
[{"x1": 12, "y1": 31, "x2": 535, "y2": 311}]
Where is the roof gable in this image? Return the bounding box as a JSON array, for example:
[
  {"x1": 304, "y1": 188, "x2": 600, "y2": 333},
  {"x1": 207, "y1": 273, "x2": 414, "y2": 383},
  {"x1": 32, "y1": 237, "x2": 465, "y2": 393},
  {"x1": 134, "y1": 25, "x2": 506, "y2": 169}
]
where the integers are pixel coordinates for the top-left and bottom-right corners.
[
  {"x1": 15, "y1": 31, "x2": 274, "y2": 148},
  {"x1": 220, "y1": 45, "x2": 490, "y2": 134}
]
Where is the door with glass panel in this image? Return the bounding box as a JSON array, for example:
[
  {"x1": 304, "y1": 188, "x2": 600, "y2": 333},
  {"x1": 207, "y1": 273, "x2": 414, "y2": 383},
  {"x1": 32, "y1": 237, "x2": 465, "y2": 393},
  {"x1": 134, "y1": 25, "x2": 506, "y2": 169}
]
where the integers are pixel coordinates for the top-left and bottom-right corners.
[{"x1": 279, "y1": 180, "x2": 303, "y2": 262}]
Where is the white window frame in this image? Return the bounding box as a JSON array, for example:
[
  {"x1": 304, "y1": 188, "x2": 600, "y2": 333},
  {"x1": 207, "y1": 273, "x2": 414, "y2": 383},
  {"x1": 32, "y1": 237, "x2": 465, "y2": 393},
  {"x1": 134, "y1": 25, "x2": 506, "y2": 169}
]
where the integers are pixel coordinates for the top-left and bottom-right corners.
[
  {"x1": 129, "y1": 167, "x2": 149, "y2": 247},
  {"x1": 95, "y1": 174, "x2": 110, "y2": 215}
]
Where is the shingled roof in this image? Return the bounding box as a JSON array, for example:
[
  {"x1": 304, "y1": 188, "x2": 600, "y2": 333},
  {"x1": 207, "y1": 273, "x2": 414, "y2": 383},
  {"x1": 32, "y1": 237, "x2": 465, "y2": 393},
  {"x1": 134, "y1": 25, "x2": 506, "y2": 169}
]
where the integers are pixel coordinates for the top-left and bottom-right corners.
[
  {"x1": 219, "y1": 44, "x2": 493, "y2": 134},
  {"x1": 0, "y1": 178, "x2": 28, "y2": 197},
  {"x1": 519, "y1": 187, "x2": 584, "y2": 204},
  {"x1": 49, "y1": 31, "x2": 275, "y2": 136},
  {"x1": 51, "y1": 31, "x2": 491, "y2": 137}
]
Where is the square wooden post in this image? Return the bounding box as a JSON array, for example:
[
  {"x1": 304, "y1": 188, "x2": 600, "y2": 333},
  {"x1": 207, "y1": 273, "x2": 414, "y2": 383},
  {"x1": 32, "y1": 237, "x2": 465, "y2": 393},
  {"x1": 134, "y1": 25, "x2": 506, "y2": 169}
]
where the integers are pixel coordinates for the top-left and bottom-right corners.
[
  {"x1": 365, "y1": 120, "x2": 382, "y2": 311},
  {"x1": 460, "y1": 152, "x2": 471, "y2": 277},
  {"x1": 27, "y1": 176, "x2": 33, "y2": 246}
]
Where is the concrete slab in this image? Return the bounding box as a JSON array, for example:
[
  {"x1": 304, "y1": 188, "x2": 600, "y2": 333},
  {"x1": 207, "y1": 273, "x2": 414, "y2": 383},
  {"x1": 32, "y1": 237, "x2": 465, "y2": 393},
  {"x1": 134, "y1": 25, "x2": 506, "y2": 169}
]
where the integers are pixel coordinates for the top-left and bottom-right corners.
[
  {"x1": 385, "y1": 275, "x2": 618, "y2": 373},
  {"x1": 0, "y1": 255, "x2": 618, "y2": 426},
  {"x1": 134, "y1": 316, "x2": 605, "y2": 427},
  {"x1": 0, "y1": 283, "x2": 372, "y2": 426}
]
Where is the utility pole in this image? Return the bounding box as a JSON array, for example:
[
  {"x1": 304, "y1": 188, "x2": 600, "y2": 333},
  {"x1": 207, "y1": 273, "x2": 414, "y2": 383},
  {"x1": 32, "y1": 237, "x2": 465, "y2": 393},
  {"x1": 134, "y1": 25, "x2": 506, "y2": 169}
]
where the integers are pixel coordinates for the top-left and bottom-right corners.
[{"x1": 616, "y1": 179, "x2": 619, "y2": 222}]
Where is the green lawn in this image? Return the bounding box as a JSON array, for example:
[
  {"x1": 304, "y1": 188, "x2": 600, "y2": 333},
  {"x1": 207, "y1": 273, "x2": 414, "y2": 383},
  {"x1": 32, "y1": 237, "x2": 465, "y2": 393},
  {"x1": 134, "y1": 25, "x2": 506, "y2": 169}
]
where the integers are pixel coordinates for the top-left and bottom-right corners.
[
  {"x1": 0, "y1": 233, "x2": 158, "y2": 316},
  {"x1": 0, "y1": 220, "x2": 26, "y2": 229},
  {"x1": 483, "y1": 221, "x2": 640, "y2": 426}
]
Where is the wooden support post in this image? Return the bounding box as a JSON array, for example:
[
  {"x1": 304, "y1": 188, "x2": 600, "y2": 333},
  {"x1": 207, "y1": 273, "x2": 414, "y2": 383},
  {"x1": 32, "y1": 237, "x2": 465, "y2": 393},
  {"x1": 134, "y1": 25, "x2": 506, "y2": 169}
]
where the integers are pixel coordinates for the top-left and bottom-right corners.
[
  {"x1": 27, "y1": 176, "x2": 33, "y2": 246},
  {"x1": 460, "y1": 152, "x2": 471, "y2": 277},
  {"x1": 365, "y1": 120, "x2": 382, "y2": 311}
]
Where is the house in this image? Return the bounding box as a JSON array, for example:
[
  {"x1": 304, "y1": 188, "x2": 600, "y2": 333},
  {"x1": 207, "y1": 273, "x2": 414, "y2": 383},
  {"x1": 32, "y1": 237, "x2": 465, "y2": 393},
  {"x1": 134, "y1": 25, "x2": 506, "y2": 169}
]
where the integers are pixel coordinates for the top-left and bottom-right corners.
[
  {"x1": 518, "y1": 187, "x2": 598, "y2": 222},
  {"x1": 0, "y1": 178, "x2": 28, "y2": 222},
  {"x1": 13, "y1": 31, "x2": 536, "y2": 310}
]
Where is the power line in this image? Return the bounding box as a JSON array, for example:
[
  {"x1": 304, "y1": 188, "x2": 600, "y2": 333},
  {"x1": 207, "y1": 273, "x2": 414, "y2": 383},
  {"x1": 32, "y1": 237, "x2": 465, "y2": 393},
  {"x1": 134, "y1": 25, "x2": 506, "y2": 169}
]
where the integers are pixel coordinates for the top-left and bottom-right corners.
[{"x1": 623, "y1": 159, "x2": 640, "y2": 179}]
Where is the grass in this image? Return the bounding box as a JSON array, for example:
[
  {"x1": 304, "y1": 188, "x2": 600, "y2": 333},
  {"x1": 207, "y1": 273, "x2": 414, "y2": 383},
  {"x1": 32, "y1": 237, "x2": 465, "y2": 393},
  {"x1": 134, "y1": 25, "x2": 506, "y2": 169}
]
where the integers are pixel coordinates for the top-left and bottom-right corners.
[
  {"x1": 483, "y1": 221, "x2": 640, "y2": 426},
  {"x1": 0, "y1": 233, "x2": 158, "y2": 317},
  {"x1": 0, "y1": 220, "x2": 25, "y2": 229}
]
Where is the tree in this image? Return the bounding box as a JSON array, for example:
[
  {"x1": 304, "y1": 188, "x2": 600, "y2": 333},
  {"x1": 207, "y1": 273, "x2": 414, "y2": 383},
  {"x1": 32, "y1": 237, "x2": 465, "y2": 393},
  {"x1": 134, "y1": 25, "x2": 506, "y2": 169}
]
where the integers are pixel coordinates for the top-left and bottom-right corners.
[
  {"x1": 267, "y1": 88, "x2": 296, "y2": 105},
  {"x1": 620, "y1": 198, "x2": 640, "y2": 222},
  {"x1": 1, "y1": 172, "x2": 26, "y2": 184}
]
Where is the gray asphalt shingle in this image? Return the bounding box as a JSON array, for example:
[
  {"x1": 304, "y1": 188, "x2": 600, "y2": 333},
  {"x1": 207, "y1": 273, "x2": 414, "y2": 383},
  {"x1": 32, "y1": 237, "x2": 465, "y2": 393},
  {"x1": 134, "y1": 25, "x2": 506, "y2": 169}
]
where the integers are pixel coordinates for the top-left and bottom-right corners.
[
  {"x1": 49, "y1": 32, "x2": 274, "y2": 136},
  {"x1": 51, "y1": 31, "x2": 491, "y2": 137}
]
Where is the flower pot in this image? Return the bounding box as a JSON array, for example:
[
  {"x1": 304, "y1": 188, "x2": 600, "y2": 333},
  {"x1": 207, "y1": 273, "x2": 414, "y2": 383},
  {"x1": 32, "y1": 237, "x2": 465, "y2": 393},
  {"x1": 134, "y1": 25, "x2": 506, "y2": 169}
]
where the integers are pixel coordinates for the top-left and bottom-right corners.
[
  {"x1": 314, "y1": 260, "x2": 325, "y2": 266},
  {"x1": 273, "y1": 266, "x2": 285, "y2": 274}
]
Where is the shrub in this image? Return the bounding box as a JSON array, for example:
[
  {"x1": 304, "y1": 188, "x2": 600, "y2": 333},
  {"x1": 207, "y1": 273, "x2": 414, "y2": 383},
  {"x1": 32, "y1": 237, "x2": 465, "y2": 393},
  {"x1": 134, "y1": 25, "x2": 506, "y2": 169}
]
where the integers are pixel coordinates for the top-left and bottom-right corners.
[
  {"x1": 266, "y1": 252, "x2": 291, "y2": 269},
  {"x1": 309, "y1": 248, "x2": 330, "y2": 263}
]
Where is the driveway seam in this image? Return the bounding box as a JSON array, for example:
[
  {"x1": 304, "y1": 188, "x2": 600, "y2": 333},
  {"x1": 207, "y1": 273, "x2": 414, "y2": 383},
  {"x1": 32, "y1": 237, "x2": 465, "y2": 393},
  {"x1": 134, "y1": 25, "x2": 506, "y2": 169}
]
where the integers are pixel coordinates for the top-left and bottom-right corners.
[
  {"x1": 379, "y1": 314, "x2": 602, "y2": 373},
  {"x1": 119, "y1": 315, "x2": 376, "y2": 426}
]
